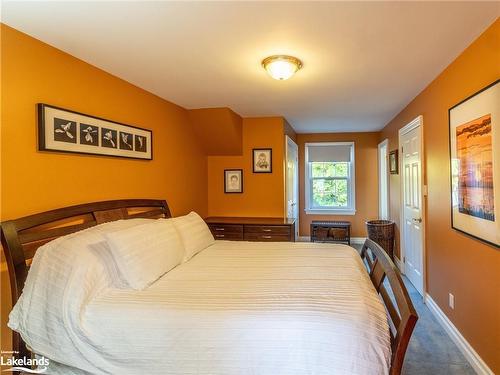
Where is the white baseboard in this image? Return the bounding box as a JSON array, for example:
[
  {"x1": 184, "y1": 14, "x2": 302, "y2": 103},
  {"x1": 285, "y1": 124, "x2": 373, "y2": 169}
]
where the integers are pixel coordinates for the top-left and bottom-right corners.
[
  {"x1": 297, "y1": 236, "x2": 310, "y2": 242},
  {"x1": 425, "y1": 295, "x2": 493, "y2": 375},
  {"x1": 296, "y1": 236, "x2": 366, "y2": 245},
  {"x1": 394, "y1": 256, "x2": 404, "y2": 273},
  {"x1": 350, "y1": 237, "x2": 366, "y2": 245}
]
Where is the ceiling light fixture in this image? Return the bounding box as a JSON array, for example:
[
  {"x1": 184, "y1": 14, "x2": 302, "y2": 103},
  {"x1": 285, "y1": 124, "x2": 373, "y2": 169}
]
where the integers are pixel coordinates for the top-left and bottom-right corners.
[{"x1": 262, "y1": 55, "x2": 303, "y2": 80}]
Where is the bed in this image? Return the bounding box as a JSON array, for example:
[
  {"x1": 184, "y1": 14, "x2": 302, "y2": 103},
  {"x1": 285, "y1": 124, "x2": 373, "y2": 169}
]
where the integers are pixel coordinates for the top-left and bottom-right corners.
[{"x1": 1, "y1": 199, "x2": 417, "y2": 375}]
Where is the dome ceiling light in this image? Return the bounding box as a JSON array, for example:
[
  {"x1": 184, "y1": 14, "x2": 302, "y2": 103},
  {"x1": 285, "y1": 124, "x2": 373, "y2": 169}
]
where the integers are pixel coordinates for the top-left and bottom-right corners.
[{"x1": 261, "y1": 55, "x2": 303, "y2": 80}]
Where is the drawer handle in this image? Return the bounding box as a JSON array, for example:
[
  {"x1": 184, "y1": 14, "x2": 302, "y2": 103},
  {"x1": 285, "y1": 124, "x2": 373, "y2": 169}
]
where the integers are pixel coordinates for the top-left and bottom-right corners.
[
  {"x1": 214, "y1": 228, "x2": 225, "y2": 231},
  {"x1": 215, "y1": 234, "x2": 225, "y2": 238},
  {"x1": 262, "y1": 229, "x2": 272, "y2": 232},
  {"x1": 262, "y1": 235, "x2": 272, "y2": 239}
]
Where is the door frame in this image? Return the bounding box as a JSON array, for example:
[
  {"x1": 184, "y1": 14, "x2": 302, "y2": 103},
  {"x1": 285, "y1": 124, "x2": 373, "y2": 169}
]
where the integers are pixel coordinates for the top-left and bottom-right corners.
[
  {"x1": 398, "y1": 115, "x2": 426, "y2": 295},
  {"x1": 378, "y1": 139, "x2": 389, "y2": 220},
  {"x1": 285, "y1": 135, "x2": 299, "y2": 239}
]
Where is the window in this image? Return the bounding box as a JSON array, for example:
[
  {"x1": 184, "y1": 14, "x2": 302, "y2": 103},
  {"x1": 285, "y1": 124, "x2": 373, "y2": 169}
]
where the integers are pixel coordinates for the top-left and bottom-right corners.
[{"x1": 305, "y1": 142, "x2": 355, "y2": 215}]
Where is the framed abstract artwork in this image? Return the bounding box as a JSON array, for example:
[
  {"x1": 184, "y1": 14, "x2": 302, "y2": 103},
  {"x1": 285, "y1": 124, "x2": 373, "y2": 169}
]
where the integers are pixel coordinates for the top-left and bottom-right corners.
[
  {"x1": 449, "y1": 80, "x2": 499, "y2": 247},
  {"x1": 389, "y1": 149, "x2": 399, "y2": 174},
  {"x1": 224, "y1": 169, "x2": 243, "y2": 193},
  {"x1": 252, "y1": 148, "x2": 272, "y2": 173},
  {"x1": 38, "y1": 104, "x2": 152, "y2": 160}
]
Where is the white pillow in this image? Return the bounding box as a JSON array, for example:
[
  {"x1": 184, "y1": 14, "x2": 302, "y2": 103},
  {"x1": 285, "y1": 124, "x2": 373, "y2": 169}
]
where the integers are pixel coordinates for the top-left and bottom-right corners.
[
  {"x1": 173, "y1": 212, "x2": 215, "y2": 262},
  {"x1": 104, "y1": 219, "x2": 184, "y2": 290}
]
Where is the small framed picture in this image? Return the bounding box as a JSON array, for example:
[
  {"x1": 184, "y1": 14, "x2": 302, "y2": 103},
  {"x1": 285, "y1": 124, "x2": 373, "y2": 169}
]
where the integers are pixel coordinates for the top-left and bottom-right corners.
[
  {"x1": 253, "y1": 148, "x2": 272, "y2": 173},
  {"x1": 224, "y1": 169, "x2": 243, "y2": 193},
  {"x1": 389, "y1": 149, "x2": 399, "y2": 174}
]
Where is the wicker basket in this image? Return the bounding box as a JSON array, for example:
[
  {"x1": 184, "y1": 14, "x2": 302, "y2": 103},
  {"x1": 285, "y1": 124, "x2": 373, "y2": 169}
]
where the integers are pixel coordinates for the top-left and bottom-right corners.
[{"x1": 366, "y1": 220, "x2": 395, "y2": 260}]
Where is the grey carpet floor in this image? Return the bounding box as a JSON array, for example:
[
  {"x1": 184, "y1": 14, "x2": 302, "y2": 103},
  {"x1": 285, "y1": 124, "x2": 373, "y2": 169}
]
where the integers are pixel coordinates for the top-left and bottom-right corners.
[
  {"x1": 352, "y1": 244, "x2": 475, "y2": 375},
  {"x1": 400, "y1": 277, "x2": 475, "y2": 375}
]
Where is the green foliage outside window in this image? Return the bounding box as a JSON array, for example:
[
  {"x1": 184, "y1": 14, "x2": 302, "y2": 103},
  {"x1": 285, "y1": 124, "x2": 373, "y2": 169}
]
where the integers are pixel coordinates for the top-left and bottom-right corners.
[{"x1": 311, "y1": 162, "x2": 349, "y2": 207}]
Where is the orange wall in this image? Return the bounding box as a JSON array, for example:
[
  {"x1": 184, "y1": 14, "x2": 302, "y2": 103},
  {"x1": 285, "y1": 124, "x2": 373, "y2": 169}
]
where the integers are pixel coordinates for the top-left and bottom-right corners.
[
  {"x1": 1, "y1": 25, "x2": 207, "y2": 351},
  {"x1": 207, "y1": 117, "x2": 286, "y2": 217},
  {"x1": 380, "y1": 20, "x2": 500, "y2": 372},
  {"x1": 188, "y1": 108, "x2": 243, "y2": 155},
  {"x1": 297, "y1": 132, "x2": 380, "y2": 237}
]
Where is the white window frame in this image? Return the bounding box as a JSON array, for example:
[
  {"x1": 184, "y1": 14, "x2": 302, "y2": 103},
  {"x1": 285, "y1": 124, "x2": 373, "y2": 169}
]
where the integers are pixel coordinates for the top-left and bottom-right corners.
[{"x1": 304, "y1": 142, "x2": 356, "y2": 215}]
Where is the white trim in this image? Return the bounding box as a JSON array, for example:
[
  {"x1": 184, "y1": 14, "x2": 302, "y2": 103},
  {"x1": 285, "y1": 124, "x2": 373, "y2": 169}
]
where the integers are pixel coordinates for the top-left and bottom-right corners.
[
  {"x1": 297, "y1": 236, "x2": 311, "y2": 242},
  {"x1": 305, "y1": 141, "x2": 355, "y2": 147},
  {"x1": 378, "y1": 139, "x2": 389, "y2": 220},
  {"x1": 304, "y1": 142, "x2": 356, "y2": 213},
  {"x1": 394, "y1": 256, "x2": 404, "y2": 273},
  {"x1": 398, "y1": 115, "x2": 426, "y2": 294},
  {"x1": 304, "y1": 208, "x2": 356, "y2": 215},
  {"x1": 399, "y1": 115, "x2": 422, "y2": 136},
  {"x1": 425, "y1": 295, "x2": 494, "y2": 375},
  {"x1": 285, "y1": 135, "x2": 299, "y2": 239},
  {"x1": 350, "y1": 237, "x2": 366, "y2": 245}
]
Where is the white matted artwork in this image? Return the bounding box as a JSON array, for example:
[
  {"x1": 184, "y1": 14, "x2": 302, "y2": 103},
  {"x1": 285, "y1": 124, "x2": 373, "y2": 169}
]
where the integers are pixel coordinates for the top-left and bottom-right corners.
[
  {"x1": 224, "y1": 169, "x2": 243, "y2": 193},
  {"x1": 252, "y1": 148, "x2": 272, "y2": 173},
  {"x1": 449, "y1": 80, "x2": 499, "y2": 247},
  {"x1": 38, "y1": 103, "x2": 152, "y2": 160}
]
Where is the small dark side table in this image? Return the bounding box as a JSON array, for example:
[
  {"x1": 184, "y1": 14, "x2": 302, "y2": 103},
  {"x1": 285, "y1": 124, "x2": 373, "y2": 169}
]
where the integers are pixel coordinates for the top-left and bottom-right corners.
[{"x1": 310, "y1": 221, "x2": 351, "y2": 245}]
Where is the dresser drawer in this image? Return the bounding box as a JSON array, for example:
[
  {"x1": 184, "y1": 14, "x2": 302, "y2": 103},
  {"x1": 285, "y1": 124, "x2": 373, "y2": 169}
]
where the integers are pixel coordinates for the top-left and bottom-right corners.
[
  {"x1": 208, "y1": 224, "x2": 243, "y2": 234},
  {"x1": 212, "y1": 232, "x2": 244, "y2": 240},
  {"x1": 205, "y1": 218, "x2": 295, "y2": 242},
  {"x1": 244, "y1": 233, "x2": 291, "y2": 242},
  {"x1": 244, "y1": 225, "x2": 291, "y2": 235}
]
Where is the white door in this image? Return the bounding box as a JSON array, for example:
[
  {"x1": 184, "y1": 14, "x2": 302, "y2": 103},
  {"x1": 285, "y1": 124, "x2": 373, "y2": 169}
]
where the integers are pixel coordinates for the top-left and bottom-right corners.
[
  {"x1": 285, "y1": 136, "x2": 299, "y2": 239},
  {"x1": 378, "y1": 139, "x2": 389, "y2": 220},
  {"x1": 400, "y1": 118, "x2": 424, "y2": 295}
]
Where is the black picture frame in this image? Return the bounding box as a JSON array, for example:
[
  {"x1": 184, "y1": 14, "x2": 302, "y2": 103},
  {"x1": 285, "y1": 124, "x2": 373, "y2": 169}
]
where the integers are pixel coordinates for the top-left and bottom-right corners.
[
  {"x1": 38, "y1": 103, "x2": 153, "y2": 160},
  {"x1": 448, "y1": 79, "x2": 499, "y2": 248},
  {"x1": 252, "y1": 148, "x2": 272, "y2": 173},
  {"x1": 389, "y1": 149, "x2": 399, "y2": 174},
  {"x1": 224, "y1": 169, "x2": 243, "y2": 193}
]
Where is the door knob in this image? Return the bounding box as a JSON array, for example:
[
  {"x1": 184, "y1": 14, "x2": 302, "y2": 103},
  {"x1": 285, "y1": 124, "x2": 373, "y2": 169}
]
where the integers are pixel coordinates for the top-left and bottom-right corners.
[{"x1": 413, "y1": 218, "x2": 422, "y2": 223}]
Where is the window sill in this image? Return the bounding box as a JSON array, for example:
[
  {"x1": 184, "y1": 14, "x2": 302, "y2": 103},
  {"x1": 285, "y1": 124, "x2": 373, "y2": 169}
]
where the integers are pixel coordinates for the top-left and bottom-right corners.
[{"x1": 305, "y1": 208, "x2": 356, "y2": 216}]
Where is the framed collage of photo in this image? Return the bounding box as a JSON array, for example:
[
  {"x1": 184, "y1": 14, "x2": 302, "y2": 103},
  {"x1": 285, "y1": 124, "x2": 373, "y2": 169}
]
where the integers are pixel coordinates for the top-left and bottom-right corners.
[
  {"x1": 449, "y1": 80, "x2": 499, "y2": 247},
  {"x1": 38, "y1": 104, "x2": 152, "y2": 160}
]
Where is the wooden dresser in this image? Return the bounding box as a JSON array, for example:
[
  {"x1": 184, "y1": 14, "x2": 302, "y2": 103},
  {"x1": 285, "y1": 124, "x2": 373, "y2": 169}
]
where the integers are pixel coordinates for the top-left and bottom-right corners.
[{"x1": 205, "y1": 217, "x2": 296, "y2": 242}]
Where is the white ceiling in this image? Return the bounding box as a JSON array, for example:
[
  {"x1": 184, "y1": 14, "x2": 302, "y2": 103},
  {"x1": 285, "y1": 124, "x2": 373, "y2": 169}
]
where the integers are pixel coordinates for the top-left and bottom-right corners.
[{"x1": 2, "y1": 1, "x2": 498, "y2": 133}]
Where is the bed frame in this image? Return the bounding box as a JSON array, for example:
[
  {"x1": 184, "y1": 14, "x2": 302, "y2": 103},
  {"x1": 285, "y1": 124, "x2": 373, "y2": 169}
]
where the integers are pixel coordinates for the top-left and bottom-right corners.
[
  {"x1": 1, "y1": 199, "x2": 171, "y2": 360},
  {"x1": 1, "y1": 199, "x2": 417, "y2": 374}
]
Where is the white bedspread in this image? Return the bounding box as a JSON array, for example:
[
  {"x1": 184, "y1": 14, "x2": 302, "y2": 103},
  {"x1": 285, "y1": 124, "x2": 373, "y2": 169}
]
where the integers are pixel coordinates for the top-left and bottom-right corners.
[{"x1": 10, "y1": 235, "x2": 390, "y2": 375}]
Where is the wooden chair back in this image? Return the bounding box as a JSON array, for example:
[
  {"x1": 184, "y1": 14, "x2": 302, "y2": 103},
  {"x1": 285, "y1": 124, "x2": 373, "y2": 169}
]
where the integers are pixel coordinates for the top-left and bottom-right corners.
[{"x1": 361, "y1": 238, "x2": 418, "y2": 375}]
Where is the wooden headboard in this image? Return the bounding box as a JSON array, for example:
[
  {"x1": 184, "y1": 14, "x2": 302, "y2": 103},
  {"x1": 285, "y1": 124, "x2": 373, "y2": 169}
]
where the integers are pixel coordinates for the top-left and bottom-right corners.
[{"x1": 1, "y1": 199, "x2": 171, "y2": 359}]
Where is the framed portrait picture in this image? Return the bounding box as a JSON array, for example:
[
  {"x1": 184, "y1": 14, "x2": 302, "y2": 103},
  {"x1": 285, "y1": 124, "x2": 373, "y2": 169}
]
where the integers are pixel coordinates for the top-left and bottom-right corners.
[
  {"x1": 252, "y1": 148, "x2": 272, "y2": 173},
  {"x1": 449, "y1": 80, "x2": 499, "y2": 247},
  {"x1": 38, "y1": 103, "x2": 152, "y2": 160},
  {"x1": 389, "y1": 149, "x2": 399, "y2": 174},
  {"x1": 224, "y1": 169, "x2": 243, "y2": 193}
]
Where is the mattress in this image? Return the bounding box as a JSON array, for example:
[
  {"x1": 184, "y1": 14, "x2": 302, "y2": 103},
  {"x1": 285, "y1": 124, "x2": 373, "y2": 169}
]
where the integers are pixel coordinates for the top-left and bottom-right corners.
[{"x1": 10, "y1": 236, "x2": 390, "y2": 375}]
